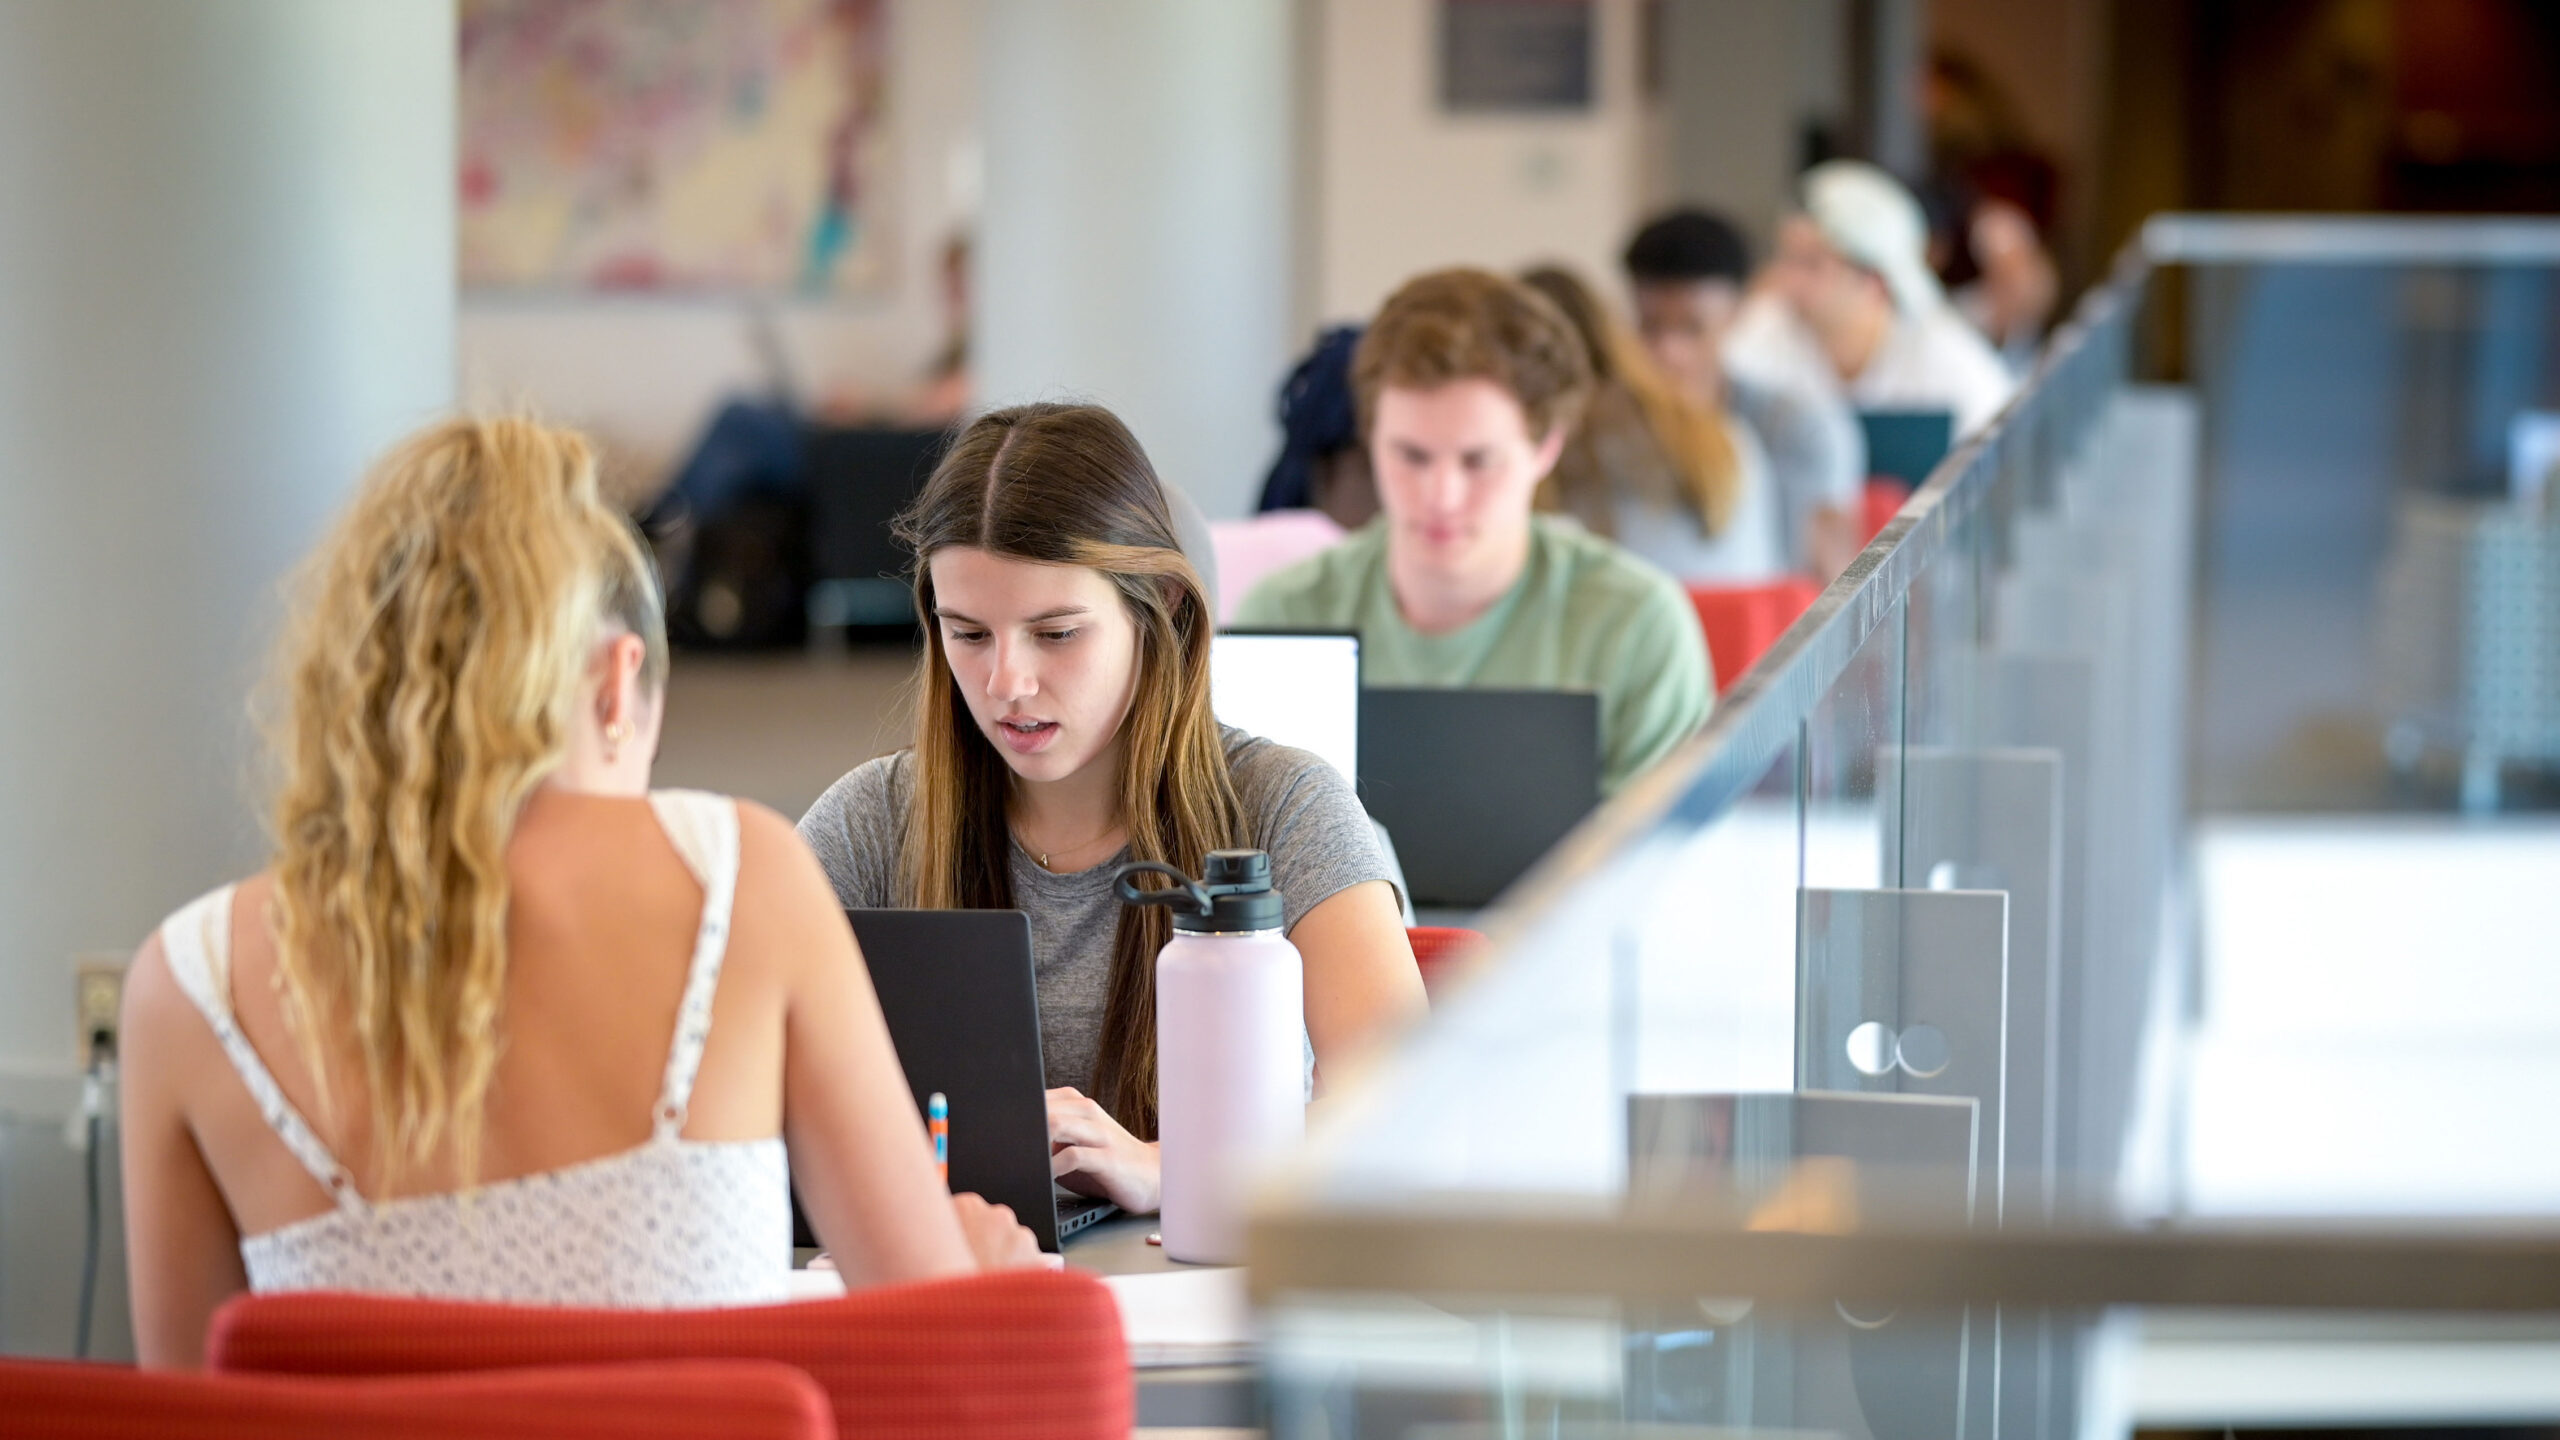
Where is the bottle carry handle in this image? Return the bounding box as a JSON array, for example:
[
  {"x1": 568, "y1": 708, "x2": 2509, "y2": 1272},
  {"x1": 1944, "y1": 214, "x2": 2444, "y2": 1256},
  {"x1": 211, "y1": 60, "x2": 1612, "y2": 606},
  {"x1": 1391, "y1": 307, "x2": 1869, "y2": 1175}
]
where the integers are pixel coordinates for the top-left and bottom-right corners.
[{"x1": 1113, "y1": 860, "x2": 1212, "y2": 917}]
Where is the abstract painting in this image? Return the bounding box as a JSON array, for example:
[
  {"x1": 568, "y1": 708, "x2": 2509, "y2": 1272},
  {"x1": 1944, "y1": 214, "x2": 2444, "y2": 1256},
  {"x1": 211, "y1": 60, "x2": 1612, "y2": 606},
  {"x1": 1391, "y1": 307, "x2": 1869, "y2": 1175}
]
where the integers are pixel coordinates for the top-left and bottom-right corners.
[{"x1": 460, "y1": 0, "x2": 888, "y2": 294}]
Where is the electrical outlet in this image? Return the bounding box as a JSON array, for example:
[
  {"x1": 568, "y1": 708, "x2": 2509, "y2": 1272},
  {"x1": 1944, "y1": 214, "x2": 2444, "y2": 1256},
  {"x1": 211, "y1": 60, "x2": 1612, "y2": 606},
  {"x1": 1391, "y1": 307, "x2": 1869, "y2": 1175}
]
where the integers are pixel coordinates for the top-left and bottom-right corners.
[{"x1": 75, "y1": 954, "x2": 126, "y2": 1070}]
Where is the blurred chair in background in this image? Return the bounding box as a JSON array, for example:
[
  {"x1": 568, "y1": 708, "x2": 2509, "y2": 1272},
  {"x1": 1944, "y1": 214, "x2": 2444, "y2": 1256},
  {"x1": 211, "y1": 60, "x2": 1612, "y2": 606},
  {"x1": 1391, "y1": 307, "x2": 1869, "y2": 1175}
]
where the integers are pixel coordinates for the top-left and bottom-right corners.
[
  {"x1": 1686, "y1": 577, "x2": 1823, "y2": 695},
  {"x1": 1406, "y1": 925, "x2": 1488, "y2": 1002},
  {"x1": 1211, "y1": 511, "x2": 1343, "y2": 626}
]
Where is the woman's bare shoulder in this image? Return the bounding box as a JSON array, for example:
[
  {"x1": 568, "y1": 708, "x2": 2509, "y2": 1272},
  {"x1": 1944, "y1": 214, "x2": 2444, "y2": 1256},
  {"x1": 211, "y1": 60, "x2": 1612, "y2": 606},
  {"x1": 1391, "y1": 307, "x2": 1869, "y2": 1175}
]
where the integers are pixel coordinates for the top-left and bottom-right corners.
[
  {"x1": 730, "y1": 799, "x2": 857, "y2": 977},
  {"x1": 123, "y1": 867, "x2": 271, "y2": 1075},
  {"x1": 734, "y1": 797, "x2": 814, "y2": 869}
]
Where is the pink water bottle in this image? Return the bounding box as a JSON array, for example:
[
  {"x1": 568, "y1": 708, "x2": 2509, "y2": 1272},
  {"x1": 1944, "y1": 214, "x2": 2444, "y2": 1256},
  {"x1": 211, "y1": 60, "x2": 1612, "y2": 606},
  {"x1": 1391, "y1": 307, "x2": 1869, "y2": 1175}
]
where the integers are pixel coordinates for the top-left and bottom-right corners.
[{"x1": 1117, "y1": 851, "x2": 1305, "y2": 1264}]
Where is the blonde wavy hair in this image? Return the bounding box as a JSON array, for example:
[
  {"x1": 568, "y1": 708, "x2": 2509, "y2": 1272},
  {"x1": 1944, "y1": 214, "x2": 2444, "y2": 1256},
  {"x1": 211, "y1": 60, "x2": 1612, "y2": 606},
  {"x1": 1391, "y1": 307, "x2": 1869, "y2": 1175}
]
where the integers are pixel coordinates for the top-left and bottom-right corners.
[{"x1": 265, "y1": 415, "x2": 666, "y2": 1189}]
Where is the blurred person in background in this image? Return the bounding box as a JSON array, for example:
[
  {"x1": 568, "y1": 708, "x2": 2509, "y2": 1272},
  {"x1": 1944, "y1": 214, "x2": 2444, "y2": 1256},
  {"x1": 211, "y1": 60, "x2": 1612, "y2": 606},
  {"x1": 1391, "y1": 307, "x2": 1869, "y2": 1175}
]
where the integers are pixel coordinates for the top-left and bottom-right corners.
[
  {"x1": 1951, "y1": 197, "x2": 2058, "y2": 377},
  {"x1": 1621, "y1": 209, "x2": 1866, "y2": 579},
  {"x1": 818, "y1": 232, "x2": 974, "y2": 429},
  {"x1": 1925, "y1": 45, "x2": 2062, "y2": 356},
  {"x1": 1215, "y1": 325, "x2": 1381, "y2": 623},
  {"x1": 1517, "y1": 264, "x2": 1784, "y2": 585},
  {"x1": 640, "y1": 231, "x2": 973, "y2": 556},
  {"x1": 121, "y1": 417, "x2": 1038, "y2": 1368},
  {"x1": 1256, "y1": 324, "x2": 1378, "y2": 529},
  {"x1": 1728, "y1": 160, "x2": 2016, "y2": 439},
  {"x1": 1234, "y1": 268, "x2": 1711, "y2": 794}
]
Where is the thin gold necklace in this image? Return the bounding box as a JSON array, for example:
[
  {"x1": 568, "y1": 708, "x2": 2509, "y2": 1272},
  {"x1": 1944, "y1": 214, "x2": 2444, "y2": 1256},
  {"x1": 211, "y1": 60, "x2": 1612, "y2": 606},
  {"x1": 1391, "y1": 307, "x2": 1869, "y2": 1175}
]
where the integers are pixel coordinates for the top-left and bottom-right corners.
[{"x1": 1015, "y1": 821, "x2": 1123, "y2": 872}]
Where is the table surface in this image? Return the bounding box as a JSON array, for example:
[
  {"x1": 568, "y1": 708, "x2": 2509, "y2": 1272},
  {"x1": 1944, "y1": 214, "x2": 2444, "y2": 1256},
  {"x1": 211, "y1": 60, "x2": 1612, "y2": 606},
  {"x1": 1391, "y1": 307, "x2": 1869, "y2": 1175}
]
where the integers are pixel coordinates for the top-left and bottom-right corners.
[
  {"x1": 1062, "y1": 1212, "x2": 1186, "y2": 1275},
  {"x1": 1063, "y1": 1214, "x2": 1257, "y2": 1429},
  {"x1": 799, "y1": 1211, "x2": 1203, "y2": 1276},
  {"x1": 797, "y1": 1211, "x2": 1256, "y2": 1425}
]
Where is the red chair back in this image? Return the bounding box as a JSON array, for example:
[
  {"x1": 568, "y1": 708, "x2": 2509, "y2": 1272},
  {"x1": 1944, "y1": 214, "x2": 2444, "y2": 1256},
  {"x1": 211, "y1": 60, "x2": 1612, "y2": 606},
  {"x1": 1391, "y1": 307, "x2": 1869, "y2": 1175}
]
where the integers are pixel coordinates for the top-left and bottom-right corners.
[
  {"x1": 1407, "y1": 925, "x2": 1487, "y2": 1001},
  {"x1": 0, "y1": 1355, "x2": 830, "y2": 1440},
  {"x1": 209, "y1": 1269, "x2": 1132, "y2": 1440},
  {"x1": 1684, "y1": 578, "x2": 1822, "y2": 694},
  {"x1": 1861, "y1": 477, "x2": 1913, "y2": 545}
]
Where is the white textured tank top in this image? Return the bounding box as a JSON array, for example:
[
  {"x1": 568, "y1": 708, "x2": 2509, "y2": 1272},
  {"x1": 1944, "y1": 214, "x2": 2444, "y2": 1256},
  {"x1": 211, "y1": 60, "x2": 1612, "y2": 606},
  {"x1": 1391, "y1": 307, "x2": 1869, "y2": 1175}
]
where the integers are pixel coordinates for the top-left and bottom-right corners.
[{"x1": 158, "y1": 790, "x2": 793, "y2": 1308}]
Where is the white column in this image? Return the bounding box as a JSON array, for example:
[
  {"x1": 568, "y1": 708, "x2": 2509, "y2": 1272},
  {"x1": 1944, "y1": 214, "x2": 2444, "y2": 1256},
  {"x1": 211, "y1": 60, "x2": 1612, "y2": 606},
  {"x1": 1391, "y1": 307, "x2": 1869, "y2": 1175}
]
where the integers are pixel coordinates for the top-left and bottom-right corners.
[
  {"x1": 0, "y1": 0, "x2": 456, "y2": 1093},
  {"x1": 974, "y1": 0, "x2": 1295, "y2": 520}
]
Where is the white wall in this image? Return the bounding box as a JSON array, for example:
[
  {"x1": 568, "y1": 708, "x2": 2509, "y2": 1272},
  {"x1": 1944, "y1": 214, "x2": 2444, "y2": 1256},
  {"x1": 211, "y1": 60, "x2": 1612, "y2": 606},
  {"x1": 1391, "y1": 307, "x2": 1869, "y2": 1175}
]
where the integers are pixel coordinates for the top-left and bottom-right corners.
[
  {"x1": 455, "y1": 0, "x2": 984, "y2": 503},
  {"x1": 1307, "y1": 0, "x2": 1656, "y2": 326},
  {"x1": 1660, "y1": 0, "x2": 1848, "y2": 254}
]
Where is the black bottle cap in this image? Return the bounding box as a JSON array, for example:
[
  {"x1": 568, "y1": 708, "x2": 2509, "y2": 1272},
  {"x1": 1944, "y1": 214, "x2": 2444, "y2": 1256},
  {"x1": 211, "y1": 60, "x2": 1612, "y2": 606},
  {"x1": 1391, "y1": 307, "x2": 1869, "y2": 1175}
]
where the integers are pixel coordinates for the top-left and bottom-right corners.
[
  {"x1": 1113, "y1": 850, "x2": 1286, "y2": 934},
  {"x1": 1201, "y1": 848, "x2": 1270, "y2": 890}
]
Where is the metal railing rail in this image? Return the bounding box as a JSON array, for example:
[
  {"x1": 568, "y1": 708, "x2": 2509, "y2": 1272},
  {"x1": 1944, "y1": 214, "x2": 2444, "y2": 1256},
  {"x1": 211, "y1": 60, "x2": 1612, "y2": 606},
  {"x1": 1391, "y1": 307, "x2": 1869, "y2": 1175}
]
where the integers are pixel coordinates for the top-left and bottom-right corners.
[{"x1": 2143, "y1": 213, "x2": 2560, "y2": 264}]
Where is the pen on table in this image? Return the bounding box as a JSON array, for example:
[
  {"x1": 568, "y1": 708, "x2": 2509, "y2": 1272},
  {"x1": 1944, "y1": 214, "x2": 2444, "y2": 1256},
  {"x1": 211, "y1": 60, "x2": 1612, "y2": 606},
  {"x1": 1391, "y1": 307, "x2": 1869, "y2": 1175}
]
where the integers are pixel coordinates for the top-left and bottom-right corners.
[{"x1": 928, "y1": 1091, "x2": 948, "y2": 1186}]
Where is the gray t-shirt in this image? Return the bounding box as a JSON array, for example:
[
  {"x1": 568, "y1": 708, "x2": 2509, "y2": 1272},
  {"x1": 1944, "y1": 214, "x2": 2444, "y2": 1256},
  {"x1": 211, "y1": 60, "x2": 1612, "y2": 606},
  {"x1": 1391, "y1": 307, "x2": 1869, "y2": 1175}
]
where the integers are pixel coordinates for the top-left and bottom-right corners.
[{"x1": 796, "y1": 727, "x2": 1394, "y2": 1094}]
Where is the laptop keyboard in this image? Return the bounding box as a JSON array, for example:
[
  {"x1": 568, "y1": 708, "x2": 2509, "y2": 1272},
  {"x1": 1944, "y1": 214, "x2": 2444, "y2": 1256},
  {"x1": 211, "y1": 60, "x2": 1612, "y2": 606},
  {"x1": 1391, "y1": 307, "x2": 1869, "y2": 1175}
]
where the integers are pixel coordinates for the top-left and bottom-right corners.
[{"x1": 1055, "y1": 1193, "x2": 1118, "y2": 1239}]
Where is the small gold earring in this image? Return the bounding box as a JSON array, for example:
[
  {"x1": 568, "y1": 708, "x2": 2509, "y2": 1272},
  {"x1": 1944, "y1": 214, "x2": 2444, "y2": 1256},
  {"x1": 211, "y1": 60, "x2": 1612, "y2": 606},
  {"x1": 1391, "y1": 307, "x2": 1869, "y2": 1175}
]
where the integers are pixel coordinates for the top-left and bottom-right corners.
[{"x1": 604, "y1": 719, "x2": 631, "y2": 761}]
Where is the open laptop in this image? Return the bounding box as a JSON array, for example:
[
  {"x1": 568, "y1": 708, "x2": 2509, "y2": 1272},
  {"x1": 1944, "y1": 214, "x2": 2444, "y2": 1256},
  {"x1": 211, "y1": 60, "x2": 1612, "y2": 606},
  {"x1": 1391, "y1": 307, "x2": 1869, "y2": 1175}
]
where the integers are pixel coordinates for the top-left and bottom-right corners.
[
  {"x1": 1857, "y1": 408, "x2": 1956, "y2": 487},
  {"x1": 788, "y1": 909, "x2": 1116, "y2": 1253},
  {"x1": 1210, "y1": 630, "x2": 1361, "y2": 781},
  {"x1": 1356, "y1": 687, "x2": 1603, "y2": 909}
]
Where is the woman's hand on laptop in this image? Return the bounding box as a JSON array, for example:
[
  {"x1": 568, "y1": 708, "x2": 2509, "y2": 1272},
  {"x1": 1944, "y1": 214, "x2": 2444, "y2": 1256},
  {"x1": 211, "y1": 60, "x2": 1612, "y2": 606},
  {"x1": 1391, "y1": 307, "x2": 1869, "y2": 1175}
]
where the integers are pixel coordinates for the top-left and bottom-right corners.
[
  {"x1": 1046, "y1": 1087, "x2": 1162, "y2": 1214},
  {"x1": 953, "y1": 1192, "x2": 1046, "y2": 1270}
]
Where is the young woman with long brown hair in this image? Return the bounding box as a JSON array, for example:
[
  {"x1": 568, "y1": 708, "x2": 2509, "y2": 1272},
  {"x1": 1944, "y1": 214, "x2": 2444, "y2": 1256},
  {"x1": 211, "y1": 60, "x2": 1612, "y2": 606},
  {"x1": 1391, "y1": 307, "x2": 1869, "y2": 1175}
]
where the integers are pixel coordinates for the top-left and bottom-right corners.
[
  {"x1": 1519, "y1": 264, "x2": 1788, "y2": 584},
  {"x1": 120, "y1": 416, "x2": 1036, "y2": 1369},
  {"x1": 798, "y1": 403, "x2": 1427, "y2": 1214}
]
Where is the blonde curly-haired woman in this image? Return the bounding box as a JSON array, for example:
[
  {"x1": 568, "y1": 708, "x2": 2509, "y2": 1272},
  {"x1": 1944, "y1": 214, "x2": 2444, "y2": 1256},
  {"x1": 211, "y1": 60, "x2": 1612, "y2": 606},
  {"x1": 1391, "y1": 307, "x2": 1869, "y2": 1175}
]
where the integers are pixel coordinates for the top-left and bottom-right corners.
[{"x1": 120, "y1": 417, "x2": 1035, "y2": 1369}]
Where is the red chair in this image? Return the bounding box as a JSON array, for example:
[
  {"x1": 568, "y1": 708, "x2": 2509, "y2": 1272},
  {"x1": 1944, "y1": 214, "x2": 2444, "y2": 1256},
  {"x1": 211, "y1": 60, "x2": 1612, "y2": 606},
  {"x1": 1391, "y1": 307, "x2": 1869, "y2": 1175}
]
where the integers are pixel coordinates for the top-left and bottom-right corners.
[
  {"x1": 209, "y1": 1269, "x2": 1131, "y2": 1440},
  {"x1": 1684, "y1": 578, "x2": 1822, "y2": 694},
  {"x1": 1407, "y1": 925, "x2": 1487, "y2": 1001},
  {"x1": 1861, "y1": 477, "x2": 1913, "y2": 545},
  {"x1": 0, "y1": 1355, "x2": 830, "y2": 1440}
]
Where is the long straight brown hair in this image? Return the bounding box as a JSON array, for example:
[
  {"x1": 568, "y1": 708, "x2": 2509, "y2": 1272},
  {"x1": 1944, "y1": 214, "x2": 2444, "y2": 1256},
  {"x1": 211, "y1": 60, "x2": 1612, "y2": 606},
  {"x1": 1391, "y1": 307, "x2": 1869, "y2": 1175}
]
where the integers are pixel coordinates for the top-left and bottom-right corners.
[
  {"x1": 894, "y1": 402, "x2": 1244, "y2": 1138},
  {"x1": 1520, "y1": 264, "x2": 1745, "y2": 537}
]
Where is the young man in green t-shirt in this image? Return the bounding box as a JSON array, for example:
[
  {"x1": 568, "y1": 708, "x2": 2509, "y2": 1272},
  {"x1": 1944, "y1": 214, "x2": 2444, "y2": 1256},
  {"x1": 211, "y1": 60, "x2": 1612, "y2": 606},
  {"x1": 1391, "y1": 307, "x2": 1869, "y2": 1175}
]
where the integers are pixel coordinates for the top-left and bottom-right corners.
[{"x1": 1234, "y1": 267, "x2": 1713, "y2": 794}]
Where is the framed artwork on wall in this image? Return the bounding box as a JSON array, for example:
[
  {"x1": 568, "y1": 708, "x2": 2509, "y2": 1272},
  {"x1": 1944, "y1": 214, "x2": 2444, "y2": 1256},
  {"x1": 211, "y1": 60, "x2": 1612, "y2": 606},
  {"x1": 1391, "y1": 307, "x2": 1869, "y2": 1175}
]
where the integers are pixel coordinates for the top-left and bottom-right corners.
[
  {"x1": 459, "y1": 0, "x2": 890, "y2": 295},
  {"x1": 1440, "y1": 0, "x2": 1596, "y2": 114}
]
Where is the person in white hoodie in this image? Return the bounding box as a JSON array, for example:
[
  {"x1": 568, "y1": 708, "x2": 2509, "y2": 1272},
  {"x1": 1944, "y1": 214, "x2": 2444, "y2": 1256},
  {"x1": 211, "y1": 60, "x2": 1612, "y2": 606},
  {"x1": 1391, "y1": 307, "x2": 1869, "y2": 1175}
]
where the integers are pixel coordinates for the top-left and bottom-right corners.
[{"x1": 1725, "y1": 160, "x2": 2017, "y2": 441}]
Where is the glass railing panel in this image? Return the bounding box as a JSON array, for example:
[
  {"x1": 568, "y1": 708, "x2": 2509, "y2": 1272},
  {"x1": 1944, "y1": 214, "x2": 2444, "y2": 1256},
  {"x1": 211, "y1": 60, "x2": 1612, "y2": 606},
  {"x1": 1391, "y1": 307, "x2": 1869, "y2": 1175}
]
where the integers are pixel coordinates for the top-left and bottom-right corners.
[
  {"x1": 1279, "y1": 259, "x2": 2157, "y2": 1220},
  {"x1": 2142, "y1": 220, "x2": 2560, "y2": 1226},
  {"x1": 1302, "y1": 740, "x2": 1810, "y2": 1209},
  {"x1": 2150, "y1": 221, "x2": 2560, "y2": 816},
  {"x1": 1624, "y1": 741, "x2": 1803, "y2": 1106},
  {"x1": 1303, "y1": 847, "x2": 1661, "y2": 1205},
  {"x1": 1798, "y1": 594, "x2": 1903, "y2": 903},
  {"x1": 1895, "y1": 475, "x2": 2061, "y2": 1235},
  {"x1": 1255, "y1": 1201, "x2": 2560, "y2": 1440},
  {"x1": 1252, "y1": 219, "x2": 2560, "y2": 1440},
  {"x1": 1262, "y1": 1289, "x2": 1983, "y2": 1440}
]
